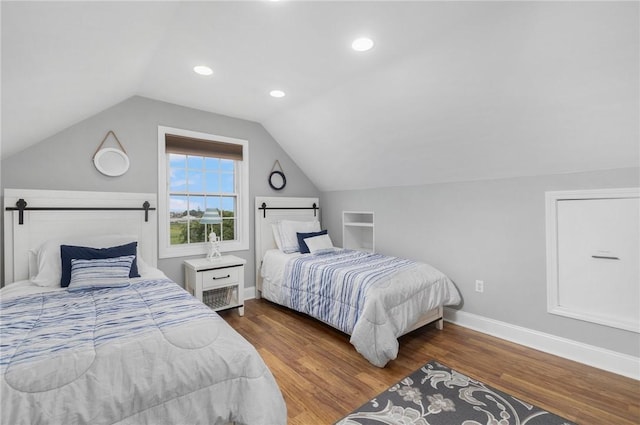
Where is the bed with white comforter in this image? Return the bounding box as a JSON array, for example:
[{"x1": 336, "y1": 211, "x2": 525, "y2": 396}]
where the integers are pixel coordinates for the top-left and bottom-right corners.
[
  {"x1": 0, "y1": 276, "x2": 287, "y2": 425},
  {"x1": 260, "y1": 248, "x2": 461, "y2": 367}
]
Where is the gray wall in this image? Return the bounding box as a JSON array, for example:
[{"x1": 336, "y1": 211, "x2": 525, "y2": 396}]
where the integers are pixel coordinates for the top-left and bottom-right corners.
[
  {"x1": 321, "y1": 167, "x2": 640, "y2": 357},
  {"x1": 1, "y1": 95, "x2": 320, "y2": 285}
]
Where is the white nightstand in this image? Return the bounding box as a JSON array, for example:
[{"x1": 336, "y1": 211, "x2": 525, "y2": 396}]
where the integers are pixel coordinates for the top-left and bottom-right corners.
[{"x1": 183, "y1": 255, "x2": 247, "y2": 316}]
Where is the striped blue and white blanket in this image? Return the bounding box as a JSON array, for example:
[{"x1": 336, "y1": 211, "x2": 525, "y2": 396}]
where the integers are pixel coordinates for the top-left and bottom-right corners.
[
  {"x1": 1, "y1": 279, "x2": 217, "y2": 373},
  {"x1": 281, "y1": 250, "x2": 417, "y2": 334},
  {"x1": 265, "y1": 249, "x2": 461, "y2": 367},
  {"x1": 0, "y1": 278, "x2": 286, "y2": 425}
]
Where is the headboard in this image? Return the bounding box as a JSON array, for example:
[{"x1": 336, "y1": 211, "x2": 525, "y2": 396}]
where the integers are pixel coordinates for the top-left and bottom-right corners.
[
  {"x1": 4, "y1": 189, "x2": 157, "y2": 285},
  {"x1": 254, "y1": 196, "x2": 320, "y2": 292}
]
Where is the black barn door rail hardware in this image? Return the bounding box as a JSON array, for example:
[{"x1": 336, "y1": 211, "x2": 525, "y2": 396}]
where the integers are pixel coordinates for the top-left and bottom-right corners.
[{"x1": 6, "y1": 199, "x2": 155, "y2": 225}]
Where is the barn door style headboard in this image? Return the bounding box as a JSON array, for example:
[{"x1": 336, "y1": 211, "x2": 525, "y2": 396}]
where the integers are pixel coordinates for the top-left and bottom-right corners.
[
  {"x1": 3, "y1": 189, "x2": 158, "y2": 285},
  {"x1": 254, "y1": 196, "x2": 320, "y2": 293}
]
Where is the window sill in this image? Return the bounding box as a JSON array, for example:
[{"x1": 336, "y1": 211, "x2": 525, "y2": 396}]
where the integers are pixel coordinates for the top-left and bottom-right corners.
[{"x1": 159, "y1": 241, "x2": 249, "y2": 259}]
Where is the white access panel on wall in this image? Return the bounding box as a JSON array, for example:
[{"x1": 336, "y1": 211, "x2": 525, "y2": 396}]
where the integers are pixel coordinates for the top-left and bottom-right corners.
[{"x1": 546, "y1": 188, "x2": 639, "y2": 332}]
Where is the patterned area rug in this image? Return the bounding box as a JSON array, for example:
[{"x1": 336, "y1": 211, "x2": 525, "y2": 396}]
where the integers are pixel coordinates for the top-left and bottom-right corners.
[{"x1": 335, "y1": 360, "x2": 576, "y2": 425}]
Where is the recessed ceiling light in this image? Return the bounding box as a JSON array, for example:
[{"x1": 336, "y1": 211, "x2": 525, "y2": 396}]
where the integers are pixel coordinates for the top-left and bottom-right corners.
[
  {"x1": 193, "y1": 65, "x2": 213, "y2": 76},
  {"x1": 270, "y1": 90, "x2": 286, "y2": 98},
  {"x1": 352, "y1": 37, "x2": 374, "y2": 52}
]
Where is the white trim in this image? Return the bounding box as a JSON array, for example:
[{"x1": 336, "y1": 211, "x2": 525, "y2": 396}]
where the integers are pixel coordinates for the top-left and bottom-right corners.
[
  {"x1": 157, "y1": 126, "x2": 249, "y2": 259},
  {"x1": 244, "y1": 286, "x2": 256, "y2": 301},
  {"x1": 545, "y1": 187, "x2": 640, "y2": 332},
  {"x1": 444, "y1": 308, "x2": 640, "y2": 380}
]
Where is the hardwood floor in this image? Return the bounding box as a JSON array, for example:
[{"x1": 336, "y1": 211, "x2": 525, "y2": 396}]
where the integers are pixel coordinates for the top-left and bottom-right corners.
[{"x1": 219, "y1": 299, "x2": 640, "y2": 425}]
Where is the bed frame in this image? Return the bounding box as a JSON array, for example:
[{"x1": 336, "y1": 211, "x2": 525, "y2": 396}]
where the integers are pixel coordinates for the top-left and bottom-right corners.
[
  {"x1": 3, "y1": 189, "x2": 157, "y2": 285},
  {"x1": 253, "y1": 196, "x2": 443, "y2": 332}
]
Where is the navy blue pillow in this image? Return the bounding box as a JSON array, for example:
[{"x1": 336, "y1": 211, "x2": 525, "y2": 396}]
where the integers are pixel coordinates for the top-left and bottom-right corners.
[
  {"x1": 60, "y1": 242, "x2": 140, "y2": 287},
  {"x1": 297, "y1": 230, "x2": 328, "y2": 254}
]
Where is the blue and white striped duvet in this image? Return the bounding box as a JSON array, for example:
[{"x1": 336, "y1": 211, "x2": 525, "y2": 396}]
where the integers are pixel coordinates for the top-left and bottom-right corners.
[
  {"x1": 282, "y1": 250, "x2": 417, "y2": 334},
  {"x1": 1, "y1": 279, "x2": 217, "y2": 373},
  {"x1": 263, "y1": 249, "x2": 461, "y2": 367},
  {"x1": 0, "y1": 278, "x2": 286, "y2": 425}
]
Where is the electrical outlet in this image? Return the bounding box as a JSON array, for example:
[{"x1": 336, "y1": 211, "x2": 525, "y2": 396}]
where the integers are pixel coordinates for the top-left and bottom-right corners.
[{"x1": 475, "y1": 280, "x2": 484, "y2": 293}]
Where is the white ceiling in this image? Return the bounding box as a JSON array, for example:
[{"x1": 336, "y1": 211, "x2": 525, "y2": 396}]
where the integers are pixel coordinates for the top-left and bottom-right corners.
[{"x1": 2, "y1": 1, "x2": 638, "y2": 191}]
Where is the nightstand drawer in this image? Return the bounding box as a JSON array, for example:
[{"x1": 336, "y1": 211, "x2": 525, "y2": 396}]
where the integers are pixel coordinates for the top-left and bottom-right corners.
[{"x1": 201, "y1": 267, "x2": 240, "y2": 290}]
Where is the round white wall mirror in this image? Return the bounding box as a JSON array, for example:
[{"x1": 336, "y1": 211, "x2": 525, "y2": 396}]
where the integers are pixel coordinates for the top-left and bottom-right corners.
[{"x1": 93, "y1": 148, "x2": 130, "y2": 177}]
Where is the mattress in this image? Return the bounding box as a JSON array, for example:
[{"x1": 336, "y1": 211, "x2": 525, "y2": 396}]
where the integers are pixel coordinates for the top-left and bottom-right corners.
[
  {"x1": 0, "y1": 276, "x2": 287, "y2": 425},
  {"x1": 260, "y1": 248, "x2": 461, "y2": 367}
]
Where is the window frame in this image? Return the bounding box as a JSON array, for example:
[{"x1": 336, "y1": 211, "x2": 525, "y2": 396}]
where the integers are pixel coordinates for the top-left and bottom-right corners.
[{"x1": 158, "y1": 125, "x2": 249, "y2": 259}]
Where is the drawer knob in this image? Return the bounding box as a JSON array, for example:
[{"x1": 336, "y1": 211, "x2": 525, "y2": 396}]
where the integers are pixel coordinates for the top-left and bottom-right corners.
[{"x1": 212, "y1": 274, "x2": 231, "y2": 280}]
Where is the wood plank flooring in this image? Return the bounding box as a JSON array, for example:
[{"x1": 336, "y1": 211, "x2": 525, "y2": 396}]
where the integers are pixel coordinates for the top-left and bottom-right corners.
[{"x1": 219, "y1": 299, "x2": 640, "y2": 425}]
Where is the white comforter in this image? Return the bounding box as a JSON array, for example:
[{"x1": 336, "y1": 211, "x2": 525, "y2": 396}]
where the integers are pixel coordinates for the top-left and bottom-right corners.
[
  {"x1": 261, "y1": 249, "x2": 461, "y2": 367},
  {"x1": 0, "y1": 277, "x2": 286, "y2": 425}
]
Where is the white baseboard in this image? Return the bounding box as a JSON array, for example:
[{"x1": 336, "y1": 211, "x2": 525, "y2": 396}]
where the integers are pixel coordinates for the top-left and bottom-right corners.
[
  {"x1": 244, "y1": 286, "x2": 256, "y2": 301},
  {"x1": 444, "y1": 309, "x2": 640, "y2": 380}
]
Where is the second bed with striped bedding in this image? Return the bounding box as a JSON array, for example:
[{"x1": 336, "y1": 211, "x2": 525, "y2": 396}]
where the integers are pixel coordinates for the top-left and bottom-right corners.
[{"x1": 277, "y1": 249, "x2": 461, "y2": 367}]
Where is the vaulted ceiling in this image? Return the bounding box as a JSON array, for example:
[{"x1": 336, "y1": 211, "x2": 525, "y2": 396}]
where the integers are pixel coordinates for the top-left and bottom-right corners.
[{"x1": 2, "y1": 1, "x2": 638, "y2": 191}]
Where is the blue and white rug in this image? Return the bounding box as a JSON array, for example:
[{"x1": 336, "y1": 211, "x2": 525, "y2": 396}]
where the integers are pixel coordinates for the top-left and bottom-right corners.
[{"x1": 335, "y1": 360, "x2": 576, "y2": 425}]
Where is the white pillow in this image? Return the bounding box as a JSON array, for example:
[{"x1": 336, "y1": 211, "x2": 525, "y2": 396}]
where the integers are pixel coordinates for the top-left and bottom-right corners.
[
  {"x1": 28, "y1": 250, "x2": 38, "y2": 280},
  {"x1": 31, "y1": 235, "x2": 142, "y2": 287},
  {"x1": 136, "y1": 255, "x2": 151, "y2": 276},
  {"x1": 271, "y1": 224, "x2": 284, "y2": 251},
  {"x1": 68, "y1": 255, "x2": 134, "y2": 292},
  {"x1": 278, "y1": 220, "x2": 321, "y2": 253},
  {"x1": 304, "y1": 234, "x2": 335, "y2": 254}
]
